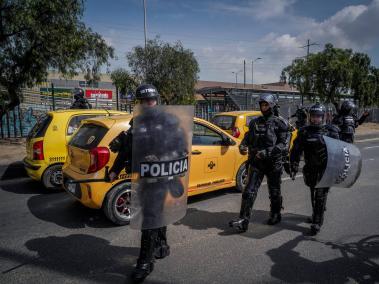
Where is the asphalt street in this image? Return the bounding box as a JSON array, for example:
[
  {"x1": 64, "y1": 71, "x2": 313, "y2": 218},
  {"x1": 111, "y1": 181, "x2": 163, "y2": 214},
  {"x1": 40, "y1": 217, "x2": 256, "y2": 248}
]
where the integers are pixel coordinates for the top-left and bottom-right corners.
[{"x1": 1, "y1": 137, "x2": 379, "y2": 283}]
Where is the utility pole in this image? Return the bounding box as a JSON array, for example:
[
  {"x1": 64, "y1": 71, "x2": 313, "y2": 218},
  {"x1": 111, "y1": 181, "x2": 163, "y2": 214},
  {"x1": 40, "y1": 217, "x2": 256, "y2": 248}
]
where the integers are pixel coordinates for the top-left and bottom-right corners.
[
  {"x1": 243, "y1": 60, "x2": 246, "y2": 88},
  {"x1": 143, "y1": 0, "x2": 147, "y2": 49},
  {"x1": 300, "y1": 39, "x2": 319, "y2": 104}
]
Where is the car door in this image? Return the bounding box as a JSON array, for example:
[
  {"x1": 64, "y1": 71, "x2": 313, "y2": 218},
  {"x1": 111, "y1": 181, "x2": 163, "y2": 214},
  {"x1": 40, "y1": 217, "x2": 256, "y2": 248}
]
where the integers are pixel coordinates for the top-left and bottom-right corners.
[{"x1": 188, "y1": 122, "x2": 236, "y2": 193}]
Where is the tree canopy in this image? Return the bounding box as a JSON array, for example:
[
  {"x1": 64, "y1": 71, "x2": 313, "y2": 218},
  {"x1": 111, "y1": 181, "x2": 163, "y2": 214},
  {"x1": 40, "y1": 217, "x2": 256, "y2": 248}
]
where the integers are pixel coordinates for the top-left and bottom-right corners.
[
  {"x1": 0, "y1": 0, "x2": 114, "y2": 112},
  {"x1": 282, "y1": 44, "x2": 378, "y2": 106},
  {"x1": 127, "y1": 38, "x2": 200, "y2": 104},
  {"x1": 110, "y1": 68, "x2": 137, "y2": 98}
]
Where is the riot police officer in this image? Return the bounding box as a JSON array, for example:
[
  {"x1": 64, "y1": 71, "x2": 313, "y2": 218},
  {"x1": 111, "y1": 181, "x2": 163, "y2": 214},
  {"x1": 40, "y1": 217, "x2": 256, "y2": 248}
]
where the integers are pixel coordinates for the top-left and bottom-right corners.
[
  {"x1": 290, "y1": 103, "x2": 340, "y2": 235},
  {"x1": 229, "y1": 94, "x2": 290, "y2": 232},
  {"x1": 70, "y1": 88, "x2": 92, "y2": 109},
  {"x1": 332, "y1": 100, "x2": 369, "y2": 143},
  {"x1": 290, "y1": 105, "x2": 308, "y2": 129},
  {"x1": 108, "y1": 84, "x2": 173, "y2": 282}
]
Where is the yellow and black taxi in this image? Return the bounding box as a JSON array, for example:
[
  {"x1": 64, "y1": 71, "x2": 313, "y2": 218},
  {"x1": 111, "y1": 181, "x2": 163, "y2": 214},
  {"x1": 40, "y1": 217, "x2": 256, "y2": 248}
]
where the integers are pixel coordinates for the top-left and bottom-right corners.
[
  {"x1": 62, "y1": 115, "x2": 248, "y2": 225},
  {"x1": 23, "y1": 109, "x2": 125, "y2": 189}
]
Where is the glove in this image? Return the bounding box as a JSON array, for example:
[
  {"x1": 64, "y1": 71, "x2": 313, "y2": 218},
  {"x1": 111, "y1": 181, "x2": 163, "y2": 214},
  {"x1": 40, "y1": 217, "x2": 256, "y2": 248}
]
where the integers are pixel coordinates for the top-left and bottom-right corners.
[
  {"x1": 239, "y1": 144, "x2": 248, "y2": 155},
  {"x1": 283, "y1": 162, "x2": 291, "y2": 175},
  {"x1": 256, "y1": 149, "x2": 267, "y2": 159},
  {"x1": 290, "y1": 163, "x2": 299, "y2": 180}
]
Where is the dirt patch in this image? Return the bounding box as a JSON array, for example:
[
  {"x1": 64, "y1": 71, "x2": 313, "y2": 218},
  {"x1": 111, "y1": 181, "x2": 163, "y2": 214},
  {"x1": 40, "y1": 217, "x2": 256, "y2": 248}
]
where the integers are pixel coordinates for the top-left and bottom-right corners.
[
  {"x1": 355, "y1": 122, "x2": 379, "y2": 136},
  {"x1": 0, "y1": 141, "x2": 26, "y2": 166}
]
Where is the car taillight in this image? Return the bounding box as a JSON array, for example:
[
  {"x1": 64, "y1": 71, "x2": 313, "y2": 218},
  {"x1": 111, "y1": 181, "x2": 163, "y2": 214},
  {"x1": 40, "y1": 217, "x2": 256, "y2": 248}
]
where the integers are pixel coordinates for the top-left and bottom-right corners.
[
  {"x1": 33, "y1": 140, "x2": 44, "y2": 160},
  {"x1": 88, "y1": 147, "x2": 110, "y2": 174},
  {"x1": 232, "y1": 127, "x2": 240, "y2": 138}
]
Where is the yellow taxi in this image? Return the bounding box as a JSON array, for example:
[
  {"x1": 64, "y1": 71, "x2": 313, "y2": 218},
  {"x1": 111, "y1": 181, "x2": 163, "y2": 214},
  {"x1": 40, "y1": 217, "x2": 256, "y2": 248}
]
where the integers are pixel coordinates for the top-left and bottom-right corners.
[
  {"x1": 212, "y1": 110, "x2": 297, "y2": 148},
  {"x1": 62, "y1": 115, "x2": 248, "y2": 225},
  {"x1": 23, "y1": 109, "x2": 125, "y2": 189}
]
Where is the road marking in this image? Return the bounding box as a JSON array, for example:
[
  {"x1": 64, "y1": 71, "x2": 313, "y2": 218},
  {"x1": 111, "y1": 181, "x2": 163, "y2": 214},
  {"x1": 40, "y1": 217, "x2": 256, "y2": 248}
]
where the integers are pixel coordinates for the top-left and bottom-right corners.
[
  {"x1": 363, "y1": 145, "x2": 379, "y2": 150},
  {"x1": 363, "y1": 158, "x2": 375, "y2": 161},
  {"x1": 356, "y1": 137, "x2": 379, "y2": 143}
]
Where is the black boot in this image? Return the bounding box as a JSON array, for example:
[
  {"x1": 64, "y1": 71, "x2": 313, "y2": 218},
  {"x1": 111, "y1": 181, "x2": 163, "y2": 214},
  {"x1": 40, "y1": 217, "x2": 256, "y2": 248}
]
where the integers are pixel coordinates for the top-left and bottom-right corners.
[
  {"x1": 267, "y1": 195, "x2": 283, "y2": 225},
  {"x1": 154, "y1": 226, "x2": 170, "y2": 259},
  {"x1": 132, "y1": 229, "x2": 157, "y2": 282},
  {"x1": 229, "y1": 192, "x2": 257, "y2": 232},
  {"x1": 310, "y1": 188, "x2": 329, "y2": 235}
]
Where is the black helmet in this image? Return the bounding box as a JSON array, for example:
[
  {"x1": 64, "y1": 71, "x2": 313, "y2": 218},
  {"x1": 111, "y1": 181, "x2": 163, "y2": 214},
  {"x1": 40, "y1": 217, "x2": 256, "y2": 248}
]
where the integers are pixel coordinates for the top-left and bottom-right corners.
[
  {"x1": 73, "y1": 88, "x2": 84, "y2": 100},
  {"x1": 308, "y1": 103, "x2": 326, "y2": 126},
  {"x1": 258, "y1": 94, "x2": 276, "y2": 109},
  {"x1": 135, "y1": 84, "x2": 160, "y2": 101},
  {"x1": 340, "y1": 100, "x2": 356, "y2": 115}
]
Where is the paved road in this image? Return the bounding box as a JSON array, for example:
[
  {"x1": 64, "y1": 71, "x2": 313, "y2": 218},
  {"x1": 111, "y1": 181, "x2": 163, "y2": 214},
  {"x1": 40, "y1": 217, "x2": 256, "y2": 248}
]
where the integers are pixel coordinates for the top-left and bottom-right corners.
[{"x1": 1, "y1": 138, "x2": 379, "y2": 283}]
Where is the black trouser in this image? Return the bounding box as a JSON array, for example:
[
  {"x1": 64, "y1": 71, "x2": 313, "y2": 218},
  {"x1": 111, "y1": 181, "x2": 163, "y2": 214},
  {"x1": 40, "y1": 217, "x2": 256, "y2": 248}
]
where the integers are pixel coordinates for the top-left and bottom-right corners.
[
  {"x1": 310, "y1": 187, "x2": 329, "y2": 226},
  {"x1": 138, "y1": 226, "x2": 168, "y2": 264},
  {"x1": 340, "y1": 133, "x2": 354, "y2": 144},
  {"x1": 239, "y1": 163, "x2": 282, "y2": 220},
  {"x1": 304, "y1": 166, "x2": 329, "y2": 226}
]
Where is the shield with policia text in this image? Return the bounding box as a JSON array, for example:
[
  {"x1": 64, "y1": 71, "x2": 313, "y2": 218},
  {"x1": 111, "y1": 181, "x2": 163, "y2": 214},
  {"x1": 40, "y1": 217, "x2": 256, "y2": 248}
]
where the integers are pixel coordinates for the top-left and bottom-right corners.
[
  {"x1": 130, "y1": 105, "x2": 194, "y2": 229},
  {"x1": 316, "y1": 136, "x2": 362, "y2": 188}
]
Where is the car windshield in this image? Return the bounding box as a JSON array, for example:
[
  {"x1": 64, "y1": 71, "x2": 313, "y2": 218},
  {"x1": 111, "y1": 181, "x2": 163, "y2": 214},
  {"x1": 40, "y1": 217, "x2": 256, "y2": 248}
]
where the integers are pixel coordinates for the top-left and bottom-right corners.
[
  {"x1": 69, "y1": 124, "x2": 108, "y2": 150},
  {"x1": 212, "y1": 115, "x2": 236, "y2": 130}
]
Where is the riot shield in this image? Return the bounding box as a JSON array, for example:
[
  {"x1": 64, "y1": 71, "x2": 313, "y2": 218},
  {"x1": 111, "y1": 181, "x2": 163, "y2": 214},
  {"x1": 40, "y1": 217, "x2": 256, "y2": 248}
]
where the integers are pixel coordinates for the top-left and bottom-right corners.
[
  {"x1": 316, "y1": 136, "x2": 362, "y2": 188},
  {"x1": 130, "y1": 105, "x2": 194, "y2": 229}
]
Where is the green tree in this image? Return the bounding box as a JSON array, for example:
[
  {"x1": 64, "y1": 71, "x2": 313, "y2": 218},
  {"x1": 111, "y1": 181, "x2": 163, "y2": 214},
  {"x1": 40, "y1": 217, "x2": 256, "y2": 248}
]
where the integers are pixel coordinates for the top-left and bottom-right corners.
[
  {"x1": 0, "y1": 0, "x2": 114, "y2": 114},
  {"x1": 110, "y1": 68, "x2": 138, "y2": 97},
  {"x1": 127, "y1": 38, "x2": 200, "y2": 104}
]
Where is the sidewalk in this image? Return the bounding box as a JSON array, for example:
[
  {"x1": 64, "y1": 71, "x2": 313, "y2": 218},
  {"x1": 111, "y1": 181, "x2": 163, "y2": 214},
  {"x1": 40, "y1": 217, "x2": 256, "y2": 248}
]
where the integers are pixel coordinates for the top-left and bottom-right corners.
[{"x1": 0, "y1": 139, "x2": 27, "y2": 180}]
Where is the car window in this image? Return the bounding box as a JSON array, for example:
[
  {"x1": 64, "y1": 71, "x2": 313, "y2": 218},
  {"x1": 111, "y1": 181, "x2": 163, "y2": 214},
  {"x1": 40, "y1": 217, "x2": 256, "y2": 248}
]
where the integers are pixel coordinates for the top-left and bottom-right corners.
[
  {"x1": 27, "y1": 114, "x2": 52, "y2": 138},
  {"x1": 67, "y1": 115, "x2": 103, "y2": 135},
  {"x1": 212, "y1": 115, "x2": 236, "y2": 130},
  {"x1": 69, "y1": 124, "x2": 108, "y2": 150},
  {"x1": 192, "y1": 123, "x2": 223, "y2": 145}
]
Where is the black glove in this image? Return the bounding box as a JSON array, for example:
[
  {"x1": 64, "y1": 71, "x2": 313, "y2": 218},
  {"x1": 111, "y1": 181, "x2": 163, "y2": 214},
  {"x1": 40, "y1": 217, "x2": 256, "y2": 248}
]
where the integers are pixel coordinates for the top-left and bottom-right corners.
[
  {"x1": 284, "y1": 162, "x2": 291, "y2": 175},
  {"x1": 290, "y1": 163, "x2": 299, "y2": 179},
  {"x1": 239, "y1": 144, "x2": 248, "y2": 155}
]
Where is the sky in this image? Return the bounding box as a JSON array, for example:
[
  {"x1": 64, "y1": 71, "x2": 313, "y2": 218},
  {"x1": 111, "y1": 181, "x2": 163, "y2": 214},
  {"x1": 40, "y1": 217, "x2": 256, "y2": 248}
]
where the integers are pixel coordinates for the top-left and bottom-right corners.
[{"x1": 83, "y1": 0, "x2": 379, "y2": 84}]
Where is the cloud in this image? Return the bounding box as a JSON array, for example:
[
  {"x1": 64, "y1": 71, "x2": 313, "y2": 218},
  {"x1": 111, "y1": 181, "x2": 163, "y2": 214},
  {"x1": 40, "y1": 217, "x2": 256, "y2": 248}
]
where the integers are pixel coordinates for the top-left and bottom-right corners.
[{"x1": 214, "y1": 0, "x2": 296, "y2": 20}]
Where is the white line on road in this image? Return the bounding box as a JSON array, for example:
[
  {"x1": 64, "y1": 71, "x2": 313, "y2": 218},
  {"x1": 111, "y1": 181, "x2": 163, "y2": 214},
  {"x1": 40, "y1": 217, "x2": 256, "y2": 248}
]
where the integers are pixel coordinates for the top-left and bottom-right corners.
[
  {"x1": 363, "y1": 145, "x2": 379, "y2": 150},
  {"x1": 356, "y1": 137, "x2": 379, "y2": 143}
]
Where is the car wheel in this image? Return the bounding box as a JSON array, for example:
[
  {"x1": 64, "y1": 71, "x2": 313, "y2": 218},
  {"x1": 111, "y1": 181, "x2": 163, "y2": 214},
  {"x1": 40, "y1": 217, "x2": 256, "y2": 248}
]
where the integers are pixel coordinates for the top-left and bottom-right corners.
[
  {"x1": 103, "y1": 182, "x2": 132, "y2": 226},
  {"x1": 236, "y1": 162, "x2": 248, "y2": 192},
  {"x1": 42, "y1": 164, "x2": 63, "y2": 189}
]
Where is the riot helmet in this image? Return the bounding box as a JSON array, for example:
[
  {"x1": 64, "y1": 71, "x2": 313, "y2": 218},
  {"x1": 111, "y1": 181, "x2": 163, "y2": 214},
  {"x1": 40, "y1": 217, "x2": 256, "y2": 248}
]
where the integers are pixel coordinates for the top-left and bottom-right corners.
[
  {"x1": 73, "y1": 88, "x2": 84, "y2": 100},
  {"x1": 135, "y1": 84, "x2": 160, "y2": 106},
  {"x1": 308, "y1": 103, "x2": 326, "y2": 126},
  {"x1": 340, "y1": 100, "x2": 356, "y2": 116},
  {"x1": 258, "y1": 94, "x2": 276, "y2": 116}
]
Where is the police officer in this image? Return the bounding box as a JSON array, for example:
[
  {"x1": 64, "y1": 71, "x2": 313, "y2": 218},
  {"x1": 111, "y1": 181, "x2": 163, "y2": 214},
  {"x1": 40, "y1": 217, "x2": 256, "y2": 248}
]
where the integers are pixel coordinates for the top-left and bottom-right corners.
[
  {"x1": 229, "y1": 94, "x2": 290, "y2": 232},
  {"x1": 332, "y1": 100, "x2": 369, "y2": 143},
  {"x1": 70, "y1": 88, "x2": 92, "y2": 109},
  {"x1": 290, "y1": 105, "x2": 308, "y2": 129},
  {"x1": 290, "y1": 103, "x2": 340, "y2": 235},
  {"x1": 108, "y1": 84, "x2": 173, "y2": 282}
]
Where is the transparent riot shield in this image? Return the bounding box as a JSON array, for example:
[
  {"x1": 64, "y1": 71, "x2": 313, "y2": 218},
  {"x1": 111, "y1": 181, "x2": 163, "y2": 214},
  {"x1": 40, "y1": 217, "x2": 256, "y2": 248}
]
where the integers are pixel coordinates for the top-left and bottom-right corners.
[
  {"x1": 130, "y1": 105, "x2": 194, "y2": 229},
  {"x1": 316, "y1": 136, "x2": 362, "y2": 188}
]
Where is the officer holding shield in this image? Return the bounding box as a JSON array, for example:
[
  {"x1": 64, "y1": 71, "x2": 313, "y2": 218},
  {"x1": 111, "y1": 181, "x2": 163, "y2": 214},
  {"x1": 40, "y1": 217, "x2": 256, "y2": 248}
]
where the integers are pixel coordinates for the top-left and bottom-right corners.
[
  {"x1": 108, "y1": 84, "x2": 192, "y2": 282},
  {"x1": 229, "y1": 94, "x2": 290, "y2": 232},
  {"x1": 290, "y1": 103, "x2": 340, "y2": 235}
]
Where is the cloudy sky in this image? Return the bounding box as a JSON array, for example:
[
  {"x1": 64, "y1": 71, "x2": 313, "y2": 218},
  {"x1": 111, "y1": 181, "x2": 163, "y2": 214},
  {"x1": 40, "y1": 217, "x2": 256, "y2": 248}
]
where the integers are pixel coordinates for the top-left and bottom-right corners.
[{"x1": 83, "y1": 0, "x2": 379, "y2": 84}]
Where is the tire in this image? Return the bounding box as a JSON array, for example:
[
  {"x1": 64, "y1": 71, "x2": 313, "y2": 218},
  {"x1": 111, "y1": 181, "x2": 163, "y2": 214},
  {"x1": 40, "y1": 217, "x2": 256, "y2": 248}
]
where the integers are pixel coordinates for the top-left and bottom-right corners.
[
  {"x1": 42, "y1": 164, "x2": 63, "y2": 189},
  {"x1": 236, "y1": 162, "x2": 248, "y2": 192},
  {"x1": 103, "y1": 181, "x2": 132, "y2": 226}
]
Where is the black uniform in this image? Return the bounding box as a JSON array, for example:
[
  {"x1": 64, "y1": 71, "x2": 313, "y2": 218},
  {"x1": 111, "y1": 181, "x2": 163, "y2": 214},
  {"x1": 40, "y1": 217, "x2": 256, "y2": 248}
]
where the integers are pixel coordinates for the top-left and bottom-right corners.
[
  {"x1": 230, "y1": 94, "x2": 290, "y2": 232},
  {"x1": 291, "y1": 106, "x2": 308, "y2": 129},
  {"x1": 70, "y1": 88, "x2": 92, "y2": 109},
  {"x1": 332, "y1": 101, "x2": 368, "y2": 143},
  {"x1": 290, "y1": 103, "x2": 340, "y2": 235}
]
